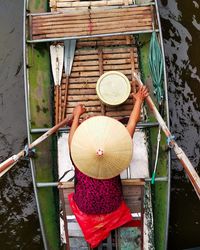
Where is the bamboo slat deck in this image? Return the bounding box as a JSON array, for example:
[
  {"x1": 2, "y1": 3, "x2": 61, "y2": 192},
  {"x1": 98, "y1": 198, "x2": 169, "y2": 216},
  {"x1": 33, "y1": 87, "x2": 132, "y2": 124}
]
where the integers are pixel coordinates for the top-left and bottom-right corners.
[
  {"x1": 30, "y1": 5, "x2": 154, "y2": 40},
  {"x1": 54, "y1": 35, "x2": 140, "y2": 121}
]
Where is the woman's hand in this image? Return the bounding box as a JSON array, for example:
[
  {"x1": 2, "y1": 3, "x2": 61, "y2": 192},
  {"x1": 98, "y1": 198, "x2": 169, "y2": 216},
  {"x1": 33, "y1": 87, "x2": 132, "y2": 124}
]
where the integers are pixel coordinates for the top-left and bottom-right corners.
[
  {"x1": 131, "y1": 86, "x2": 149, "y2": 104},
  {"x1": 127, "y1": 86, "x2": 149, "y2": 137},
  {"x1": 73, "y1": 104, "x2": 86, "y2": 118},
  {"x1": 69, "y1": 104, "x2": 86, "y2": 148}
]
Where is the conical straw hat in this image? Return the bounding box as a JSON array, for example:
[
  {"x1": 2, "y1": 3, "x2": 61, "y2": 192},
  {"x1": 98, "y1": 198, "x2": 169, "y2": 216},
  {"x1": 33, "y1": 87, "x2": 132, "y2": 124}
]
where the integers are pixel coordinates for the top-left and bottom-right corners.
[{"x1": 71, "y1": 116, "x2": 133, "y2": 179}]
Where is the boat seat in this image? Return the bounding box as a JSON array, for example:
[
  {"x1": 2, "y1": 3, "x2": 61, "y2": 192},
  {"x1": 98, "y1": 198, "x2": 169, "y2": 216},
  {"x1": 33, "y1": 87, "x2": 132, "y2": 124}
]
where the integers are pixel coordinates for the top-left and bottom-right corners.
[
  {"x1": 29, "y1": 5, "x2": 155, "y2": 42},
  {"x1": 59, "y1": 179, "x2": 145, "y2": 249}
]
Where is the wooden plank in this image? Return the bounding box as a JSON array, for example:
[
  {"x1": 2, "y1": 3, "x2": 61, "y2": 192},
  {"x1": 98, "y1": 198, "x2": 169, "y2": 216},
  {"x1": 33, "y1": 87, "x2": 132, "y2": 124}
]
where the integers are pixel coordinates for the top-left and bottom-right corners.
[
  {"x1": 65, "y1": 98, "x2": 133, "y2": 108},
  {"x1": 98, "y1": 48, "x2": 106, "y2": 115},
  {"x1": 69, "y1": 77, "x2": 99, "y2": 83},
  {"x1": 90, "y1": 25, "x2": 152, "y2": 35},
  {"x1": 33, "y1": 13, "x2": 151, "y2": 30},
  {"x1": 66, "y1": 106, "x2": 102, "y2": 114},
  {"x1": 71, "y1": 58, "x2": 137, "y2": 67},
  {"x1": 90, "y1": 8, "x2": 151, "y2": 18},
  {"x1": 59, "y1": 189, "x2": 70, "y2": 247},
  {"x1": 71, "y1": 65, "x2": 99, "y2": 72},
  {"x1": 71, "y1": 111, "x2": 102, "y2": 116},
  {"x1": 68, "y1": 75, "x2": 132, "y2": 84},
  {"x1": 103, "y1": 53, "x2": 131, "y2": 59},
  {"x1": 77, "y1": 40, "x2": 135, "y2": 48},
  {"x1": 73, "y1": 54, "x2": 99, "y2": 61},
  {"x1": 31, "y1": 5, "x2": 153, "y2": 40},
  {"x1": 71, "y1": 63, "x2": 134, "y2": 72},
  {"x1": 32, "y1": 6, "x2": 151, "y2": 22},
  {"x1": 73, "y1": 60, "x2": 99, "y2": 66},
  {"x1": 67, "y1": 95, "x2": 99, "y2": 101},
  {"x1": 32, "y1": 24, "x2": 151, "y2": 39},
  {"x1": 32, "y1": 19, "x2": 90, "y2": 28},
  {"x1": 91, "y1": 14, "x2": 152, "y2": 24},
  {"x1": 70, "y1": 71, "x2": 100, "y2": 77},
  {"x1": 31, "y1": 11, "x2": 90, "y2": 20},
  {"x1": 67, "y1": 100, "x2": 101, "y2": 107},
  {"x1": 106, "y1": 110, "x2": 133, "y2": 117},
  {"x1": 106, "y1": 104, "x2": 133, "y2": 111},
  {"x1": 74, "y1": 53, "x2": 131, "y2": 61},
  {"x1": 103, "y1": 58, "x2": 132, "y2": 65},
  {"x1": 55, "y1": 0, "x2": 133, "y2": 8},
  {"x1": 68, "y1": 83, "x2": 96, "y2": 89},
  {"x1": 67, "y1": 88, "x2": 96, "y2": 95},
  {"x1": 69, "y1": 69, "x2": 132, "y2": 78},
  {"x1": 79, "y1": 34, "x2": 134, "y2": 42},
  {"x1": 74, "y1": 47, "x2": 137, "y2": 56},
  {"x1": 130, "y1": 46, "x2": 137, "y2": 93},
  {"x1": 103, "y1": 69, "x2": 132, "y2": 75},
  {"x1": 32, "y1": 18, "x2": 152, "y2": 35},
  {"x1": 103, "y1": 64, "x2": 132, "y2": 70},
  {"x1": 32, "y1": 15, "x2": 89, "y2": 25},
  {"x1": 54, "y1": 0, "x2": 80, "y2": 2}
]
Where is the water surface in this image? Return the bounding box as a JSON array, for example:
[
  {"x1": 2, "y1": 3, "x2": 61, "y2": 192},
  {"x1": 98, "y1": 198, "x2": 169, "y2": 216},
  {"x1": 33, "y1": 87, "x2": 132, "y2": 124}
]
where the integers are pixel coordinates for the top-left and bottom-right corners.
[
  {"x1": 159, "y1": 0, "x2": 200, "y2": 248},
  {"x1": 0, "y1": 1, "x2": 42, "y2": 249}
]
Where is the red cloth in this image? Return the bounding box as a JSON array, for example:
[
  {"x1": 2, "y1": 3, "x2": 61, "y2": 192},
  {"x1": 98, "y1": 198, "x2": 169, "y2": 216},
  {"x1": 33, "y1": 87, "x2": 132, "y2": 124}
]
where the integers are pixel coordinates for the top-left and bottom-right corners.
[{"x1": 68, "y1": 193, "x2": 132, "y2": 248}]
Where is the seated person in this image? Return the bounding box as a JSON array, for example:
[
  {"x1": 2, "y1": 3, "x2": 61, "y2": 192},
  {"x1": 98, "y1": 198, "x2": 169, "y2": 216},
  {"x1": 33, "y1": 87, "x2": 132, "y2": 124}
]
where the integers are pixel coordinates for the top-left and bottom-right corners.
[{"x1": 68, "y1": 86, "x2": 148, "y2": 215}]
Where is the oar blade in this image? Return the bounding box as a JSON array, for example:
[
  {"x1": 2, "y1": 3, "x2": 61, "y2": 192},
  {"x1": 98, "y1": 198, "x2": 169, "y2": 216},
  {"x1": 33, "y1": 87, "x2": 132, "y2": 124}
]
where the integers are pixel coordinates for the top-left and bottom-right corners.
[
  {"x1": 0, "y1": 162, "x2": 17, "y2": 177},
  {"x1": 0, "y1": 154, "x2": 20, "y2": 177},
  {"x1": 64, "y1": 39, "x2": 76, "y2": 76},
  {"x1": 50, "y1": 44, "x2": 64, "y2": 86}
]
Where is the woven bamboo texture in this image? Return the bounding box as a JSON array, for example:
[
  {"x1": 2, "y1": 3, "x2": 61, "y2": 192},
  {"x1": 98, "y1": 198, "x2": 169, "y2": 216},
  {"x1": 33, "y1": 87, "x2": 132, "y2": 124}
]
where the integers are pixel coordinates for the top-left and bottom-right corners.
[{"x1": 54, "y1": 35, "x2": 140, "y2": 120}]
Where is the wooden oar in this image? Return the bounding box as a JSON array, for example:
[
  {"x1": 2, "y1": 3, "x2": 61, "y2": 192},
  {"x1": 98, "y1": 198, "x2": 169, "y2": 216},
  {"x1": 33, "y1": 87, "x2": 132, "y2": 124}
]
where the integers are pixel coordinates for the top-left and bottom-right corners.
[
  {"x1": 50, "y1": 44, "x2": 64, "y2": 124},
  {"x1": 134, "y1": 72, "x2": 200, "y2": 199},
  {"x1": 0, "y1": 116, "x2": 72, "y2": 178},
  {"x1": 62, "y1": 39, "x2": 76, "y2": 120}
]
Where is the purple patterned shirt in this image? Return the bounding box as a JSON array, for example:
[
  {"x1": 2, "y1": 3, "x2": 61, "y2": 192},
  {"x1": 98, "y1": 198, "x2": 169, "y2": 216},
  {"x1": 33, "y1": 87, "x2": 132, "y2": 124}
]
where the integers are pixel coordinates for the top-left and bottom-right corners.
[{"x1": 73, "y1": 166, "x2": 123, "y2": 214}]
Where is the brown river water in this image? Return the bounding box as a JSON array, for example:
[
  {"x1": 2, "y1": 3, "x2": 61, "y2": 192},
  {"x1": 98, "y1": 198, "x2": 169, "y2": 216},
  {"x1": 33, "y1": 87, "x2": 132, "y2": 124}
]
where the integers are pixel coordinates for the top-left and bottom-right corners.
[{"x1": 0, "y1": 0, "x2": 199, "y2": 249}]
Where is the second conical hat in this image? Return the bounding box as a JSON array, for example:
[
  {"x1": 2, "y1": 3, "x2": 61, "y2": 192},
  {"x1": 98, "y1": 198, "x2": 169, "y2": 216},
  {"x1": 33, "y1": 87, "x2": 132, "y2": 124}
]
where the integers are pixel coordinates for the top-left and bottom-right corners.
[
  {"x1": 96, "y1": 71, "x2": 131, "y2": 106},
  {"x1": 71, "y1": 116, "x2": 133, "y2": 179}
]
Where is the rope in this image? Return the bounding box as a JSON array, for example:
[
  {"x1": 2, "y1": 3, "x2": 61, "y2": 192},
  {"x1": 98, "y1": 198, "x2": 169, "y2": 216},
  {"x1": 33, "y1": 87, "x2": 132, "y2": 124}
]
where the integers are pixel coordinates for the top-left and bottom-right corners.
[
  {"x1": 151, "y1": 126, "x2": 161, "y2": 184},
  {"x1": 167, "y1": 134, "x2": 175, "y2": 148},
  {"x1": 148, "y1": 31, "x2": 164, "y2": 105},
  {"x1": 59, "y1": 169, "x2": 74, "y2": 182},
  {"x1": 23, "y1": 145, "x2": 35, "y2": 158}
]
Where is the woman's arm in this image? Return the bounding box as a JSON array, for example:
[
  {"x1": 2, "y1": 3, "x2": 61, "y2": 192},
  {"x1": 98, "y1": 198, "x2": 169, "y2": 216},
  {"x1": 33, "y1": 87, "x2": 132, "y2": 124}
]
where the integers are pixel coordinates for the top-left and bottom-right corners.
[
  {"x1": 68, "y1": 104, "x2": 86, "y2": 150},
  {"x1": 126, "y1": 86, "x2": 149, "y2": 138}
]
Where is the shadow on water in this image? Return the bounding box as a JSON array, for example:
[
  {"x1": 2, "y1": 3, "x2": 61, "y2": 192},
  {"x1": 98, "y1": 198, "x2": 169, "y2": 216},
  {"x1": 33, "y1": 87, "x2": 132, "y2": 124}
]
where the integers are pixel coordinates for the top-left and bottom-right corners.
[
  {"x1": 0, "y1": 1, "x2": 43, "y2": 249},
  {"x1": 158, "y1": 0, "x2": 200, "y2": 249}
]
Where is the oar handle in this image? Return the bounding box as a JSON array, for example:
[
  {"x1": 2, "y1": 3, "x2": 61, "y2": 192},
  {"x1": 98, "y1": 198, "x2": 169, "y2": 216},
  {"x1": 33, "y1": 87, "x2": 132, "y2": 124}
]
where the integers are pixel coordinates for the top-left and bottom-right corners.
[
  {"x1": 30, "y1": 115, "x2": 72, "y2": 149},
  {"x1": 0, "y1": 154, "x2": 22, "y2": 174},
  {"x1": 0, "y1": 115, "x2": 73, "y2": 176},
  {"x1": 134, "y1": 72, "x2": 200, "y2": 199}
]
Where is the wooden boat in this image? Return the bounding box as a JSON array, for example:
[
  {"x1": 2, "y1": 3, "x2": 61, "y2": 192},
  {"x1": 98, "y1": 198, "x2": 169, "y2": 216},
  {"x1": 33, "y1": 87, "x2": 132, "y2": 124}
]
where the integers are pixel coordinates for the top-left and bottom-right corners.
[{"x1": 23, "y1": 0, "x2": 171, "y2": 249}]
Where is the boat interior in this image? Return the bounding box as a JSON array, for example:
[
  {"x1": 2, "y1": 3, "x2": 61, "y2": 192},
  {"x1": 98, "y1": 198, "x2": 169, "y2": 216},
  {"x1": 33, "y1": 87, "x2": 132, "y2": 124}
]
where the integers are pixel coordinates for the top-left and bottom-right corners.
[{"x1": 26, "y1": 0, "x2": 167, "y2": 249}]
